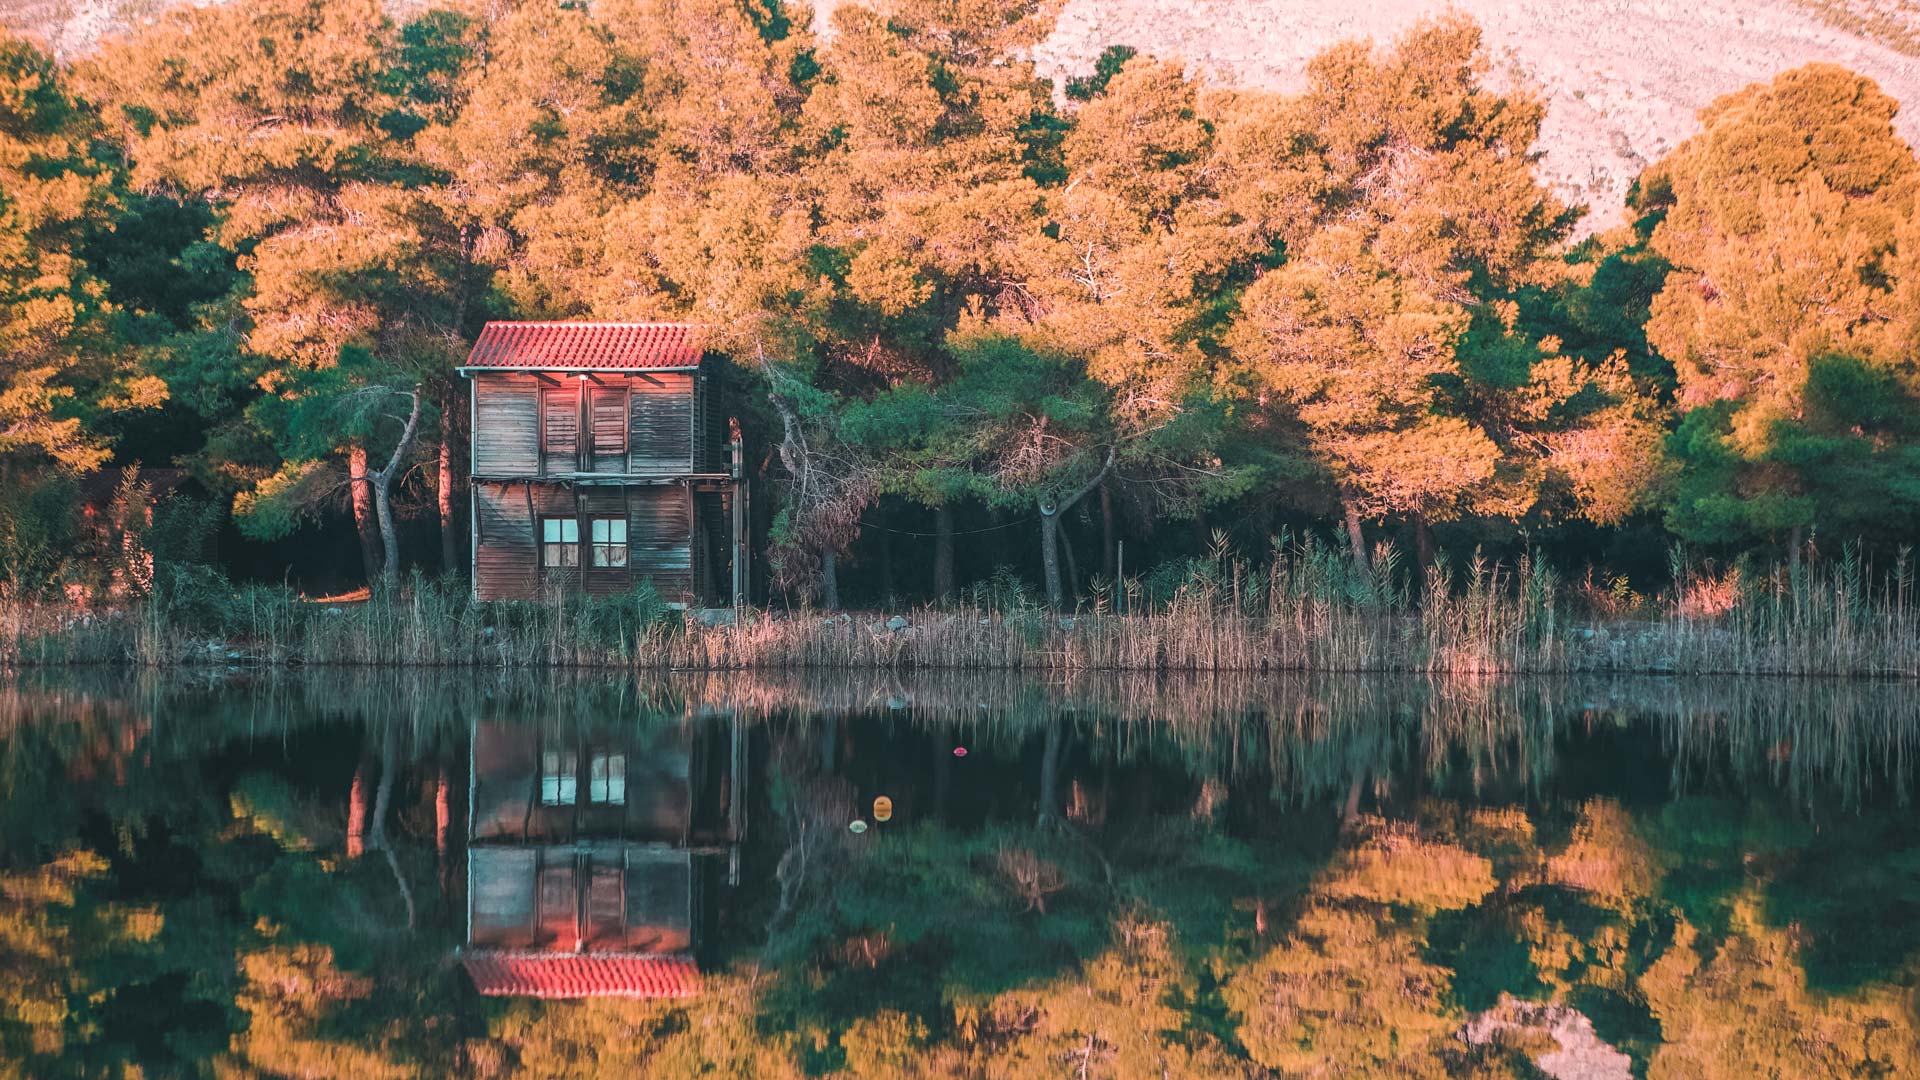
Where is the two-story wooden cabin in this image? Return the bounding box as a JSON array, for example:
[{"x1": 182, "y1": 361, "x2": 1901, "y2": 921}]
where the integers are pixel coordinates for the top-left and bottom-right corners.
[{"x1": 461, "y1": 321, "x2": 744, "y2": 605}]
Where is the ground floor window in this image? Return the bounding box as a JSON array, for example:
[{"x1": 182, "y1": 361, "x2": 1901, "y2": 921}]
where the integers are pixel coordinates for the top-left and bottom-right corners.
[
  {"x1": 591, "y1": 517, "x2": 628, "y2": 567},
  {"x1": 541, "y1": 517, "x2": 580, "y2": 568}
]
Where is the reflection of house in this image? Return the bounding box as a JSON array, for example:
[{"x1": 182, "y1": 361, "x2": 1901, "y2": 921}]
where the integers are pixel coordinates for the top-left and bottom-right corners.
[{"x1": 461, "y1": 715, "x2": 745, "y2": 999}]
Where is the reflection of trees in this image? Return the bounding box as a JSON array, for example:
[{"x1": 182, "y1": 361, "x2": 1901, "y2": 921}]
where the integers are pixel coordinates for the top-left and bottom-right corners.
[{"x1": 7, "y1": 668, "x2": 1920, "y2": 1076}]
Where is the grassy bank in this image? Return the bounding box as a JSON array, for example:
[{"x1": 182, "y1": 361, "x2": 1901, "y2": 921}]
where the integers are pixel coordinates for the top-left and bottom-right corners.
[{"x1": 2, "y1": 540, "x2": 1916, "y2": 677}]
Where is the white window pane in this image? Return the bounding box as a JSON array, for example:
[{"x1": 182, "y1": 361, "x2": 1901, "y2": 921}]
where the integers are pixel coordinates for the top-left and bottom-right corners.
[
  {"x1": 541, "y1": 750, "x2": 577, "y2": 805},
  {"x1": 609, "y1": 519, "x2": 627, "y2": 543},
  {"x1": 592, "y1": 519, "x2": 609, "y2": 542},
  {"x1": 606, "y1": 547, "x2": 627, "y2": 568},
  {"x1": 590, "y1": 754, "x2": 627, "y2": 805},
  {"x1": 560, "y1": 519, "x2": 579, "y2": 542},
  {"x1": 543, "y1": 519, "x2": 561, "y2": 542}
]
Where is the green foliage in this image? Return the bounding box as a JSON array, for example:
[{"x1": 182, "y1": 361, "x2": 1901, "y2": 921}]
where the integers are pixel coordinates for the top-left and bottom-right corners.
[
  {"x1": 1064, "y1": 45, "x2": 1138, "y2": 101},
  {"x1": 0, "y1": 0, "x2": 1914, "y2": 607},
  {"x1": 0, "y1": 471, "x2": 79, "y2": 597}
]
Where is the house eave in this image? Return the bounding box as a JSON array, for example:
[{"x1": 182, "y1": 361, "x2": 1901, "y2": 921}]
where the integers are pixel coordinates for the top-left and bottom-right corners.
[{"x1": 457, "y1": 365, "x2": 702, "y2": 376}]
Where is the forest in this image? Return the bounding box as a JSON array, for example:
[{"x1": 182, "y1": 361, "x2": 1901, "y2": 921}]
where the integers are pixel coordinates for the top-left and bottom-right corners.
[{"x1": 2, "y1": 0, "x2": 1918, "y2": 624}]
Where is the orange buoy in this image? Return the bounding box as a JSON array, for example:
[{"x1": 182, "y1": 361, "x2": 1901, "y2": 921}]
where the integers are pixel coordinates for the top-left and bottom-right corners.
[{"x1": 873, "y1": 796, "x2": 893, "y2": 822}]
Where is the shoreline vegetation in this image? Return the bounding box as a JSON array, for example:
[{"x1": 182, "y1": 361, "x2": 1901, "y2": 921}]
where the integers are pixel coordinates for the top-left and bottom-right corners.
[{"x1": 3, "y1": 539, "x2": 1915, "y2": 678}]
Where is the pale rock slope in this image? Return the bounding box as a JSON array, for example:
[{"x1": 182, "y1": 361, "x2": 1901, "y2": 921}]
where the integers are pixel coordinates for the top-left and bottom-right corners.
[{"x1": 6, "y1": 0, "x2": 1918, "y2": 229}]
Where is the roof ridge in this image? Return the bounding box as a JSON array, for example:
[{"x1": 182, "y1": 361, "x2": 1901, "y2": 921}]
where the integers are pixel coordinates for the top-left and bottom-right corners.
[{"x1": 480, "y1": 319, "x2": 709, "y2": 328}]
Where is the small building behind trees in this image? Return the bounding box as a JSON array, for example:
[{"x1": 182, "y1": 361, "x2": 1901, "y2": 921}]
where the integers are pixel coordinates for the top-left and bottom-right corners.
[{"x1": 461, "y1": 322, "x2": 745, "y2": 604}]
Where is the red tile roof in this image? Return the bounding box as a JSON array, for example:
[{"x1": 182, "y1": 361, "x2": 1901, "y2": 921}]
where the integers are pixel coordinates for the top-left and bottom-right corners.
[
  {"x1": 461, "y1": 951, "x2": 701, "y2": 999},
  {"x1": 462, "y1": 322, "x2": 708, "y2": 371}
]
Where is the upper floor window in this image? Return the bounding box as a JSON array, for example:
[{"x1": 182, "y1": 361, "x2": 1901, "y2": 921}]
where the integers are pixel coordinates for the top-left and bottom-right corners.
[
  {"x1": 589, "y1": 385, "x2": 628, "y2": 469},
  {"x1": 542, "y1": 518, "x2": 579, "y2": 567},
  {"x1": 541, "y1": 387, "x2": 578, "y2": 470}
]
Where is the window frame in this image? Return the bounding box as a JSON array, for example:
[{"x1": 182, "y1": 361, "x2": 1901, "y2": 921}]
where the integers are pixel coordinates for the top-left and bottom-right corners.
[
  {"x1": 540, "y1": 748, "x2": 579, "y2": 806},
  {"x1": 540, "y1": 516, "x2": 580, "y2": 569},
  {"x1": 589, "y1": 752, "x2": 626, "y2": 805},
  {"x1": 590, "y1": 517, "x2": 628, "y2": 569}
]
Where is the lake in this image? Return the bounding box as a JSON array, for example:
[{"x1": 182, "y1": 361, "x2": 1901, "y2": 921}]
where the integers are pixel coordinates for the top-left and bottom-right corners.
[{"x1": 3, "y1": 669, "x2": 1917, "y2": 1078}]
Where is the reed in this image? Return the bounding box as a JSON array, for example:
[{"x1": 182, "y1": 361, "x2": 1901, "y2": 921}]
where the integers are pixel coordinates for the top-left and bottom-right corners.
[{"x1": 0, "y1": 540, "x2": 1915, "y2": 676}]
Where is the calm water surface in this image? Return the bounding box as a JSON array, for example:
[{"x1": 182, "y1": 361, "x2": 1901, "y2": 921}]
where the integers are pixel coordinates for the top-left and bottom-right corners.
[{"x1": 3, "y1": 670, "x2": 1918, "y2": 1078}]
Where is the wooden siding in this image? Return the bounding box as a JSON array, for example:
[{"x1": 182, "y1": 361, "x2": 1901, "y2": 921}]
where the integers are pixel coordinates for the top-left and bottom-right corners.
[
  {"x1": 473, "y1": 376, "x2": 539, "y2": 474},
  {"x1": 474, "y1": 481, "x2": 695, "y2": 602},
  {"x1": 541, "y1": 386, "x2": 579, "y2": 473},
  {"x1": 630, "y1": 374, "x2": 694, "y2": 474},
  {"x1": 590, "y1": 385, "x2": 628, "y2": 473},
  {"x1": 474, "y1": 371, "x2": 706, "y2": 479},
  {"x1": 632, "y1": 485, "x2": 694, "y2": 600},
  {"x1": 694, "y1": 374, "x2": 728, "y2": 474}
]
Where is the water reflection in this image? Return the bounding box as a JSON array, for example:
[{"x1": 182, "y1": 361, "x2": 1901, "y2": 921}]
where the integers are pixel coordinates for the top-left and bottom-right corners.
[{"x1": 3, "y1": 670, "x2": 1919, "y2": 1077}]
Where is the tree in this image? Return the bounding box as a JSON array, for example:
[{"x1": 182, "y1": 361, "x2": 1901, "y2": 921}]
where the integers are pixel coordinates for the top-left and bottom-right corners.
[
  {"x1": 850, "y1": 328, "x2": 1241, "y2": 609},
  {"x1": 1640, "y1": 63, "x2": 1920, "y2": 559},
  {"x1": 86, "y1": 0, "x2": 480, "y2": 585},
  {"x1": 1226, "y1": 17, "x2": 1627, "y2": 573},
  {"x1": 0, "y1": 33, "x2": 164, "y2": 475}
]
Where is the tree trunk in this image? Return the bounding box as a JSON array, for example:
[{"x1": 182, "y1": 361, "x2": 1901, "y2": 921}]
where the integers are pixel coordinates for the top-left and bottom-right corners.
[
  {"x1": 1038, "y1": 447, "x2": 1116, "y2": 611},
  {"x1": 1340, "y1": 768, "x2": 1366, "y2": 835},
  {"x1": 1788, "y1": 524, "x2": 1805, "y2": 575},
  {"x1": 373, "y1": 478, "x2": 401, "y2": 589},
  {"x1": 369, "y1": 724, "x2": 397, "y2": 853},
  {"x1": 438, "y1": 386, "x2": 459, "y2": 576},
  {"x1": 1060, "y1": 518, "x2": 1081, "y2": 604},
  {"x1": 349, "y1": 446, "x2": 382, "y2": 585},
  {"x1": 820, "y1": 550, "x2": 840, "y2": 611},
  {"x1": 1039, "y1": 507, "x2": 1064, "y2": 610},
  {"x1": 1413, "y1": 512, "x2": 1435, "y2": 577},
  {"x1": 1038, "y1": 720, "x2": 1063, "y2": 826},
  {"x1": 1343, "y1": 497, "x2": 1371, "y2": 576},
  {"x1": 369, "y1": 387, "x2": 424, "y2": 590},
  {"x1": 1099, "y1": 481, "x2": 1115, "y2": 579},
  {"x1": 933, "y1": 502, "x2": 955, "y2": 599},
  {"x1": 435, "y1": 770, "x2": 450, "y2": 859},
  {"x1": 346, "y1": 758, "x2": 369, "y2": 859}
]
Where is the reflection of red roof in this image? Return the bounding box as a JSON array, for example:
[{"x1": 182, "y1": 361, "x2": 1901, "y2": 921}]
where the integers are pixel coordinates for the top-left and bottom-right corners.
[
  {"x1": 462, "y1": 951, "x2": 700, "y2": 999},
  {"x1": 462, "y1": 322, "x2": 708, "y2": 371}
]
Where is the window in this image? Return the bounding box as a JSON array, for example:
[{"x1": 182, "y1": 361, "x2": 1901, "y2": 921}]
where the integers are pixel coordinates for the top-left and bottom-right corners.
[
  {"x1": 542, "y1": 518, "x2": 579, "y2": 568},
  {"x1": 589, "y1": 385, "x2": 628, "y2": 469},
  {"x1": 591, "y1": 518, "x2": 628, "y2": 568},
  {"x1": 540, "y1": 749, "x2": 578, "y2": 805},
  {"x1": 542, "y1": 387, "x2": 579, "y2": 468},
  {"x1": 589, "y1": 752, "x2": 626, "y2": 805}
]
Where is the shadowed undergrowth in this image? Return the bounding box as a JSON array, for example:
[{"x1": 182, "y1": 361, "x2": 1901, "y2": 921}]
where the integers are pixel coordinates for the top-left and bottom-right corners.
[{"x1": 1, "y1": 539, "x2": 1915, "y2": 677}]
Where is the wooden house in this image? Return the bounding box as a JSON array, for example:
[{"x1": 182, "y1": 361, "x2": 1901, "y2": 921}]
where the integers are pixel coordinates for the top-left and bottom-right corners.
[
  {"x1": 461, "y1": 321, "x2": 746, "y2": 605},
  {"x1": 461, "y1": 712, "x2": 747, "y2": 999}
]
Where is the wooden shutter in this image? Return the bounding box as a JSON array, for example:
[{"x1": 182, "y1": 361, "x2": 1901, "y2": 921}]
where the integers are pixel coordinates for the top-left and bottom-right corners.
[
  {"x1": 541, "y1": 387, "x2": 578, "y2": 473},
  {"x1": 589, "y1": 385, "x2": 628, "y2": 472},
  {"x1": 628, "y1": 375, "x2": 694, "y2": 473}
]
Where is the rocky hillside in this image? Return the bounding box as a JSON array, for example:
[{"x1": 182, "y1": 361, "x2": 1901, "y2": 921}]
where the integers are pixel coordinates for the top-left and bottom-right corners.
[
  {"x1": 7, "y1": 0, "x2": 1918, "y2": 229},
  {"x1": 1017, "y1": 0, "x2": 1920, "y2": 230}
]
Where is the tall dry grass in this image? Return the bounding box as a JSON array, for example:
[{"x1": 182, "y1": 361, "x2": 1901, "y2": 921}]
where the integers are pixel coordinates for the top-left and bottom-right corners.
[{"x1": 0, "y1": 537, "x2": 1914, "y2": 677}]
